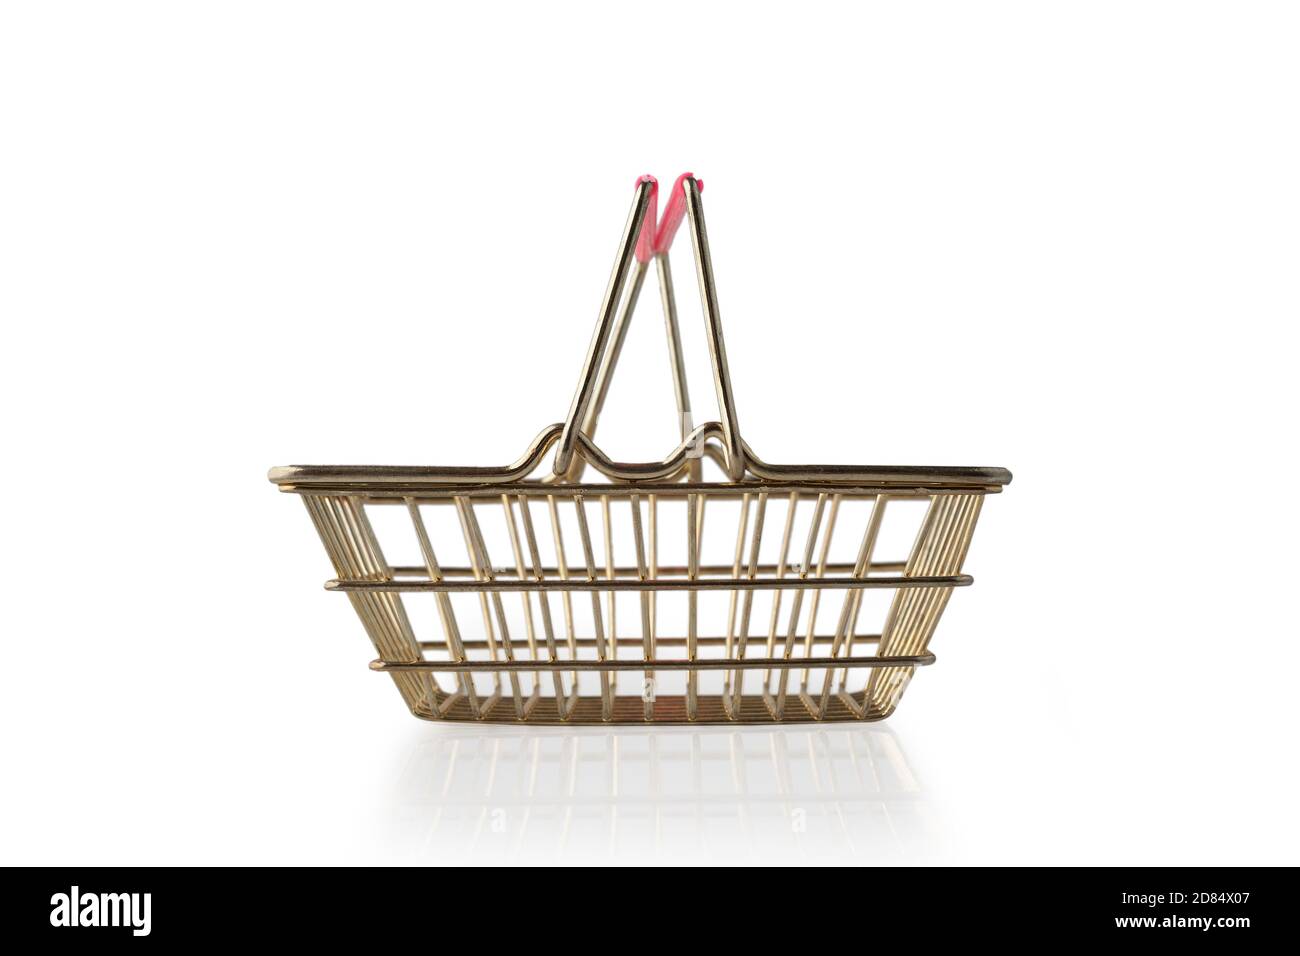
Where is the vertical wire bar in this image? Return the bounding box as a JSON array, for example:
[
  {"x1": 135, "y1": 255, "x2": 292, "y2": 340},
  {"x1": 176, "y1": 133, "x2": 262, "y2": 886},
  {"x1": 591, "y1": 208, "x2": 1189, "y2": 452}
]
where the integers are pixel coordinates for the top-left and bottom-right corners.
[
  {"x1": 721, "y1": 493, "x2": 752, "y2": 712},
  {"x1": 898, "y1": 498, "x2": 967, "y2": 644},
  {"x1": 306, "y1": 496, "x2": 432, "y2": 716},
  {"x1": 762, "y1": 492, "x2": 801, "y2": 703},
  {"x1": 886, "y1": 497, "x2": 967, "y2": 663},
  {"x1": 543, "y1": 502, "x2": 579, "y2": 717},
  {"x1": 648, "y1": 494, "x2": 658, "y2": 662},
  {"x1": 775, "y1": 493, "x2": 828, "y2": 718},
  {"x1": 731, "y1": 492, "x2": 768, "y2": 713},
  {"x1": 897, "y1": 496, "x2": 983, "y2": 667},
  {"x1": 546, "y1": 494, "x2": 580, "y2": 670},
  {"x1": 351, "y1": 496, "x2": 426, "y2": 671},
  {"x1": 340, "y1": 497, "x2": 414, "y2": 659},
  {"x1": 501, "y1": 494, "x2": 542, "y2": 713},
  {"x1": 405, "y1": 497, "x2": 478, "y2": 715},
  {"x1": 573, "y1": 494, "x2": 613, "y2": 720},
  {"x1": 458, "y1": 511, "x2": 503, "y2": 706},
  {"x1": 695, "y1": 496, "x2": 707, "y2": 569},
  {"x1": 827, "y1": 495, "x2": 888, "y2": 712},
  {"x1": 948, "y1": 495, "x2": 984, "y2": 576},
  {"x1": 323, "y1": 496, "x2": 429, "y2": 712},
  {"x1": 517, "y1": 495, "x2": 569, "y2": 718},
  {"x1": 306, "y1": 496, "x2": 373, "y2": 626},
  {"x1": 307, "y1": 496, "x2": 394, "y2": 659},
  {"x1": 601, "y1": 495, "x2": 617, "y2": 690},
  {"x1": 319, "y1": 497, "x2": 402, "y2": 657},
  {"x1": 862, "y1": 496, "x2": 941, "y2": 714},
  {"x1": 338, "y1": 496, "x2": 413, "y2": 671},
  {"x1": 312, "y1": 498, "x2": 400, "y2": 662},
  {"x1": 866, "y1": 495, "x2": 958, "y2": 715},
  {"x1": 686, "y1": 491, "x2": 700, "y2": 720},
  {"x1": 800, "y1": 495, "x2": 841, "y2": 690},
  {"x1": 868, "y1": 499, "x2": 961, "y2": 714},
  {"x1": 905, "y1": 497, "x2": 982, "y2": 653},
  {"x1": 878, "y1": 498, "x2": 943, "y2": 643},
  {"x1": 349, "y1": 498, "x2": 433, "y2": 714},
  {"x1": 629, "y1": 493, "x2": 654, "y2": 721},
  {"x1": 455, "y1": 497, "x2": 523, "y2": 718}
]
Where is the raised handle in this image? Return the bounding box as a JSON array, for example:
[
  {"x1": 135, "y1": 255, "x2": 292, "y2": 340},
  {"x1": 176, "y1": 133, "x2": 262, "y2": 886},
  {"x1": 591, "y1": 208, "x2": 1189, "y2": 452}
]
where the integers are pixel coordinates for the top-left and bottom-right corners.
[
  {"x1": 679, "y1": 175, "x2": 744, "y2": 480},
  {"x1": 634, "y1": 175, "x2": 659, "y2": 264},
  {"x1": 552, "y1": 174, "x2": 745, "y2": 481},
  {"x1": 552, "y1": 177, "x2": 657, "y2": 478}
]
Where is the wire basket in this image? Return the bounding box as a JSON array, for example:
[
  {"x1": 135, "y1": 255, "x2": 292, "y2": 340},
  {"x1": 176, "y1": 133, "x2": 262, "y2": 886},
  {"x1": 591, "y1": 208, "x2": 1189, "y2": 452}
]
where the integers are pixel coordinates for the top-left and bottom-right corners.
[{"x1": 269, "y1": 174, "x2": 1011, "y2": 724}]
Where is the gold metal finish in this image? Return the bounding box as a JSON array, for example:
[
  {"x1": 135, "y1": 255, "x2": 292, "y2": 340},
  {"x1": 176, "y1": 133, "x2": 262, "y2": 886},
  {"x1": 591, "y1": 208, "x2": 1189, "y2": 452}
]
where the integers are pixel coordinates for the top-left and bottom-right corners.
[{"x1": 271, "y1": 175, "x2": 1011, "y2": 724}]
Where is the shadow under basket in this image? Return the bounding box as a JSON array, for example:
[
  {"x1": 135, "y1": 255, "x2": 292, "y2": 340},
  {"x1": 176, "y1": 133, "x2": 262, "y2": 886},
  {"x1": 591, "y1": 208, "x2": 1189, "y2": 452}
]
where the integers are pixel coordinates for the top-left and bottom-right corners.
[{"x1": 269, "y1": 173, "x2": 1011, "y2": 725}]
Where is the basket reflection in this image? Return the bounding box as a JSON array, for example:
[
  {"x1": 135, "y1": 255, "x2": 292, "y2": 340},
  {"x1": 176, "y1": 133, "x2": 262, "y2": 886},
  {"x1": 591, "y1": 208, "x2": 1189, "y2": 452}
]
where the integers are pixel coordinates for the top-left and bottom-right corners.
[{"x1": 382, "y1": 724, "x2": 932, "y2": 864}]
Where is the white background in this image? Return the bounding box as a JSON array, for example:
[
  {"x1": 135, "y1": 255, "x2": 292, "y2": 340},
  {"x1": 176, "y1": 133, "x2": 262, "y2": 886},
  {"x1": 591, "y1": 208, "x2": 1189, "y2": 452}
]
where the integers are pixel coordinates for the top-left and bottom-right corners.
[{"x1": 2, "y1": 1, "x2": 1297, "y2": 865}]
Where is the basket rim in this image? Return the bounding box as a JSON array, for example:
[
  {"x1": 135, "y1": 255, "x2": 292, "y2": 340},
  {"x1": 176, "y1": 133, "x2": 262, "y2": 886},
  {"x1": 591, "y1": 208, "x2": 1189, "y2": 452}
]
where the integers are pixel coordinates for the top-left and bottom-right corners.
[
  {"x1": 268, "y1": 463, "x2": 1011, "y2": 491},
  {"x1": 269, "y1": 423, "x2": 1011, "y2": 492}
]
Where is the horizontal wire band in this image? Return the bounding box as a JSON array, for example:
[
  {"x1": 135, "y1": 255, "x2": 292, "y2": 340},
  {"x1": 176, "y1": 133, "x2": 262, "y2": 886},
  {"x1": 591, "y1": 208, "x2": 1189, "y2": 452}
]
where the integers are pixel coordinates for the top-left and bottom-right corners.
[
  {"x1": 418, "y1": 633, "x2": 884, "y2": 650},
  {"x1": 282, "y1": 483, "x2": 1000, "y2": 500},
  {"x1": 269, "y1": 424, "x2": 1011, "y2": 491},
  {"x1": 370, "y1": 653, "x2": 936, "y2": 673},
  {"x1": 327, "y1": 574, "x2": 971, "y2": 593},
  {"x1": 390, "y1": 560, "x2": 907, "y2": 578}
]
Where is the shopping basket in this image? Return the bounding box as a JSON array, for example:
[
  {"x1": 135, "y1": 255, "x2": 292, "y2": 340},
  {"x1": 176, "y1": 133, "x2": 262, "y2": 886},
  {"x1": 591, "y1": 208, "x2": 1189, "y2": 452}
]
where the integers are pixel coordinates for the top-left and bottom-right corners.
[{"x1": 269, "y1": 173, "x2": 1012, "y2": 724}]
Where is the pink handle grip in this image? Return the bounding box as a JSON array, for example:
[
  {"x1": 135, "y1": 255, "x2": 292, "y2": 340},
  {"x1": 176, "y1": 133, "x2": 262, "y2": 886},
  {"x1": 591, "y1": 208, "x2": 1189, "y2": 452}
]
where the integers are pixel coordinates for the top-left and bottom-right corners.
[
  {"x1": 633, "y1": 175, "x2": 659, "y2": 264},
  {"x1": 653, "y1": 173, "x2": 702, "y2": 255}
]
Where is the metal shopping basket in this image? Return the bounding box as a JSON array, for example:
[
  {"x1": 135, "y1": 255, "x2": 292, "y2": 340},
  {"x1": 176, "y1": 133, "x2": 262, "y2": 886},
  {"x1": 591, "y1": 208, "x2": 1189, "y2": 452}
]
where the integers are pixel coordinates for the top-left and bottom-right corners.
[{"x1": 269, "y1": 174, "x2": 1012, "y2": 724}]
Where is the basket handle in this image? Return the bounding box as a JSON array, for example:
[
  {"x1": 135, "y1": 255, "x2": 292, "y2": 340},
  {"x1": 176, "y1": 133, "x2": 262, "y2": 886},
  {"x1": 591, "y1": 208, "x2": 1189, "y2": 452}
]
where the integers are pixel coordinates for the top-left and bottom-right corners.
[
  {"x1": 677, "y1": 175, "x2": 746, "y2": 479},
  {"x1": 553, "y1": 177, "x2": 657, "y2": 478},
  {"x1": 552, "y1": 174, "x2": 746, "y2": 480},
  {"x1": 634, "y1": 174, "x2": 659, "y2": 264}
]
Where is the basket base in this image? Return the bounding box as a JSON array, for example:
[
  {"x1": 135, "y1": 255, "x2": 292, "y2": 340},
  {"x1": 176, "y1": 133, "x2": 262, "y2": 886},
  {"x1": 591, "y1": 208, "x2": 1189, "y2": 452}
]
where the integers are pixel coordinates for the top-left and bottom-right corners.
[{"x1": 410, "y1": 691, "x2": 892, "y2": 725}]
